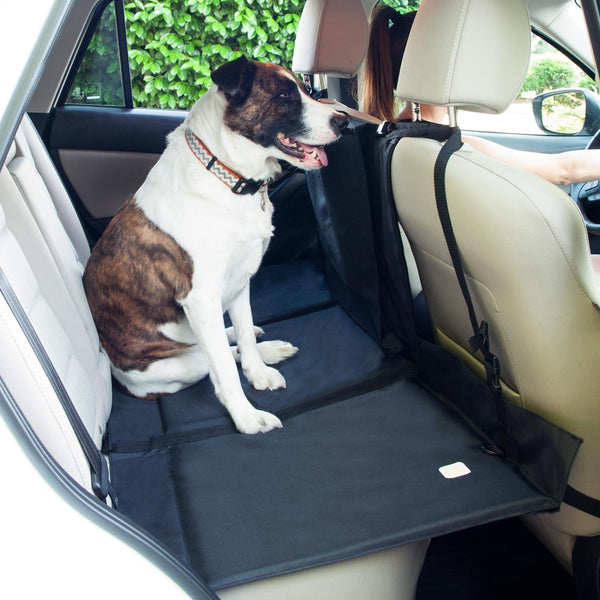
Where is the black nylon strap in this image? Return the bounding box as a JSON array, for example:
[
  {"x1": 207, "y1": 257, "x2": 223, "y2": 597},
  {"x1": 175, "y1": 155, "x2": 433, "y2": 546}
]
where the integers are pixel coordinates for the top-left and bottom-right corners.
[
  {"x1": 0, "y1": 266, "x2": 117, "y2": 507},
  {"x1": 432, "y1": 127, "x2": 508, "y2": 455},
  {"x1": 564, "y1": 484, "x2": 600, "y2": 518}
]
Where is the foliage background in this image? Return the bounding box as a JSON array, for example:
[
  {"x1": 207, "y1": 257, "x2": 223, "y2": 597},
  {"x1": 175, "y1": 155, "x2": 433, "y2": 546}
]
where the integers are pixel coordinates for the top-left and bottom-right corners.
[
  {"x1": 381, "y1": 0, "x2": 420, "y2": 13},
  {"x1": 71, "y1": 0, "x2": 305, "y2": 108},
  {"x1": 72, "y1": 0, "x2": 423, "y2": 109},
  {"x1": 126, "y1": 0, "x2": 303, "y2": 108},
  {"x1": 71, "y1": 0, "x2": 595, "y2": 111}
]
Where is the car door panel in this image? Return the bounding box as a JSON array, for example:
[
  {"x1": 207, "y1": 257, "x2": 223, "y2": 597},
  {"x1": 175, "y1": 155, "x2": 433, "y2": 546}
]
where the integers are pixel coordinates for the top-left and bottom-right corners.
[
  {"x1": 44, "y1": 105, "x2": 319, "y2": 263},
  {"x1": 58, "y1": 148, "x2": 159, "y2": 218},
  {"x1": 45, "y1": 105, "x2": 186, "y2": 238}
]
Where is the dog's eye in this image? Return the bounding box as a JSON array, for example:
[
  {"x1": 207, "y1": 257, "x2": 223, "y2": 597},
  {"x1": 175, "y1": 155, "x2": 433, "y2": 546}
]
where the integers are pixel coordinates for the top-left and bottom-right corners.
[{"x1": 279, "y1": 91, "x2": 291, "y2": 99}]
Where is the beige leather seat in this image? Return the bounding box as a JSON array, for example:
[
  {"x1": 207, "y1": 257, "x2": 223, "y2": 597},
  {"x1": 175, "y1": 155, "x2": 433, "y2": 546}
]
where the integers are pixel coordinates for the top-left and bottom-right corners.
[
  {"x1": 391, "y1": 0, "x2": 600, "y2": 574},
  {"x1": 292, "y1": 0, "x2": 380, "y2": 124}
]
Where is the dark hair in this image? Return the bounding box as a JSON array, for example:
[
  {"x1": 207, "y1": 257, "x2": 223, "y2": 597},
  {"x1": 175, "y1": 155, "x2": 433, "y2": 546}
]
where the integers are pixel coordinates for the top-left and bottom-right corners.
[{"x1": 362, "y1": 7, "x2": 416, "y2": 121}]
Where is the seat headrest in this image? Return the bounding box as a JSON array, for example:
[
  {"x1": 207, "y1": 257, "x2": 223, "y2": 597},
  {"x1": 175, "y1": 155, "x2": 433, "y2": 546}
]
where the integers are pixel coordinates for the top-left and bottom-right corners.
[
  {"x1": 292, "y1": 0, "x2": 369, "y2": 78},
  {"x1": 397, "y1": 0, "x2": 530, "y2": 114}
]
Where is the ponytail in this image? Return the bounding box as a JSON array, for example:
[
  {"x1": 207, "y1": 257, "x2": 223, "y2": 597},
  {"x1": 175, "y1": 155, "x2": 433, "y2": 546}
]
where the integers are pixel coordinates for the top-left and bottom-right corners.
[
  {"x1": 361, "y1": 7, "x2": 417, "y2": 122},
  {"x1": 362, "y1": 6, "x2": 398, "y2": 121}
]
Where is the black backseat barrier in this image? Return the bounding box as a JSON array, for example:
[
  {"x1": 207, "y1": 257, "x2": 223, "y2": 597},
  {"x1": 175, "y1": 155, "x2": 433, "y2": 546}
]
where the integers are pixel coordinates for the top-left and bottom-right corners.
[
  {"x1": 105, "y1": 118, "x2": 581, "y2": 590},
  {"x1": 307, "y1": 118, "x2": 581, "y2": 503}
]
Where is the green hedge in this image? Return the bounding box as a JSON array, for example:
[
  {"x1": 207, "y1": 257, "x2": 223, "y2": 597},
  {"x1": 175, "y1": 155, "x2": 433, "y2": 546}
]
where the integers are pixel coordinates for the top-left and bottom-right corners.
[
  {"x1": 125, "y1": 0, "x2": 303, "y2": 108},
  {"x1": 72, "y1": 0, "x2": 423, "y2": 110},
  {"x1": 521, "y1": 58, "x2": 576, "y2": 95}
]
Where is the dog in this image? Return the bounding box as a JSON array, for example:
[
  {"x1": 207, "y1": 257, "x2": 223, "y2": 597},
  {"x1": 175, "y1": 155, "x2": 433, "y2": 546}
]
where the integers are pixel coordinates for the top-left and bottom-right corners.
[{"x1": 83, "y1": 56, "x2": 348, "y2": 434}]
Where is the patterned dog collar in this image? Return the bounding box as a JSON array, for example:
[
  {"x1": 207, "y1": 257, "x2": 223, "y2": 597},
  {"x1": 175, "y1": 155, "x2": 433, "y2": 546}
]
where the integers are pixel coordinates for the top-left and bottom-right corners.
[{"x1": 184, "y1": 129, "x2": 265, "y2": 196}]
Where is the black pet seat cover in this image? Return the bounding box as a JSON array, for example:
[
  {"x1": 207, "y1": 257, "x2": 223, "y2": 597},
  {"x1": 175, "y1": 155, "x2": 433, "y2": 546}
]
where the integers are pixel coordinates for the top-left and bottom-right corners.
[{"x1": 106, "y1": 121, "x2": 581, "y2": 590}]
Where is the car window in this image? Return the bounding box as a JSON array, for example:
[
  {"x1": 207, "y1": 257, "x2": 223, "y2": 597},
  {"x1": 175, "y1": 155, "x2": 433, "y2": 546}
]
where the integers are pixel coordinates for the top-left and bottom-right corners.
[
  {"x1": 66, "y1": 1, "x2": 125, "y2": 106},
  {"x1": 66, "y1": 0, "x2": 304, "y2": 110},
  {"x1": 460, "y1": 33, "x2": 598, "y2": 134}
]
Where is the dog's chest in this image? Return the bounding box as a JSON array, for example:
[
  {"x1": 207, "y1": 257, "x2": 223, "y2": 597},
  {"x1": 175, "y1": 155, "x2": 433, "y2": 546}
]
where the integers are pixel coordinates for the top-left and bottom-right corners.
[
  {"x1": 222, "y1": 227, "x2": 271, "y2": 302},
  {"x1": 180, "y1": 195, "x2": 274, "y2": 306}
]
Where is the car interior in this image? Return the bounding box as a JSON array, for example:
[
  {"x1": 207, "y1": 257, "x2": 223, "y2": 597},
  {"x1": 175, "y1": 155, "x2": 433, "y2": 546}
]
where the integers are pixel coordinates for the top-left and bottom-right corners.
[{"x1": 0, "y1": 0, "x2": 599, "y2": 598}]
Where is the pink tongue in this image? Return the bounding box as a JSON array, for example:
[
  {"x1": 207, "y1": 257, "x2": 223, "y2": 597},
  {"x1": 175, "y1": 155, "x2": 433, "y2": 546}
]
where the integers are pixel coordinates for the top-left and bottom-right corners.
[
  {"x1": 315, "y1": 146, "x2": 328, "y2": 167},
  {"x1": 298, "y1": 142, "x2": 328, "y2": 167}
]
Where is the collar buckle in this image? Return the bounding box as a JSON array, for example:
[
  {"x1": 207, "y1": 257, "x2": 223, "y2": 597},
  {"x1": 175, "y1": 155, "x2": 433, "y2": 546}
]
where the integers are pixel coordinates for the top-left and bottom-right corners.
[{"x1": 231, "y1": 177, "x2": 263, "y2": 196}]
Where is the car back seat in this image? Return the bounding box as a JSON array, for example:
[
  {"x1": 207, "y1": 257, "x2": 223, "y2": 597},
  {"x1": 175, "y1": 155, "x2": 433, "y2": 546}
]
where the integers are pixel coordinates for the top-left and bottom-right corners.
[
  {"x1": 0, "y1": 116, "x2": 431, "y2": 599},
  {"x1": 0, "y1": 142, "x2": 105, "y2": 481},
  {"x1": 0, "y1": 112, "x2": 581, "y2": 599},
  {"x1": 1, "y1": 138, "x2": 111, "y2": 445}
]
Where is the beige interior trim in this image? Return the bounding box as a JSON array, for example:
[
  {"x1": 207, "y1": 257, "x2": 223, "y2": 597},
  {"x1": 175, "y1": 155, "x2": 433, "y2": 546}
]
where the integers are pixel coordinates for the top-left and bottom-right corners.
[{"x1": 59, "y1": 149, "x2": 160, "y2": 218}]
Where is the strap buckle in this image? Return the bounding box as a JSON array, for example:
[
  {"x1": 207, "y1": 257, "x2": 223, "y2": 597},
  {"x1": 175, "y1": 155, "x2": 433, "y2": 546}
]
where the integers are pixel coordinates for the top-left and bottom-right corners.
[
  {"x1": 91, "y1": 454, "x2": 118, "y2": 508},
  {"x1": 377, "y1": 120, "x2": 393, "y2": 136},
  {"x1": 469, "y1": 321, "x2": 502, "y2": 395}
]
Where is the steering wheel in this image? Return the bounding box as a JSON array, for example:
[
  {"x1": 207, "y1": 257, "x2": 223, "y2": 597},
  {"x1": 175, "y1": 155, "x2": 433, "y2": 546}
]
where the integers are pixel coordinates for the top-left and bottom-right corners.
[{"x1": 571, "y1": 128, "x2": 600, "y2": 235}]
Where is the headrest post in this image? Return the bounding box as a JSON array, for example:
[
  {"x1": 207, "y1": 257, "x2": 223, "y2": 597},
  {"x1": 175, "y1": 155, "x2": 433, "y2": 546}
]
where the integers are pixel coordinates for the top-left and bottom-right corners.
[
  {"x1": 448, "y1": 106, "x2": 457, "y2": 128},
  {"x1": 315, "y1": 74, "x2": 327, "y2": 92},
  {"x1": 413, "y1": 103, "x2": 421, "y2": 122}
]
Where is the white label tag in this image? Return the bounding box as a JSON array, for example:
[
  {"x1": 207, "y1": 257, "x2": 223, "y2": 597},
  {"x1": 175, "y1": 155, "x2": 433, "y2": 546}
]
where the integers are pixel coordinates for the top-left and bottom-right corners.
[{"x1": 439, "y1": 462, "x2": 471, "y2": 479}]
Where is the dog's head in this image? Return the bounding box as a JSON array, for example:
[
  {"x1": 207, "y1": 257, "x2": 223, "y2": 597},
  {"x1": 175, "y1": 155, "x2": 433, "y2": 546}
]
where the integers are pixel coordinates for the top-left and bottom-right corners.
[{"x1": 211, "y1": 56, "x2": 348, "y2": 170}]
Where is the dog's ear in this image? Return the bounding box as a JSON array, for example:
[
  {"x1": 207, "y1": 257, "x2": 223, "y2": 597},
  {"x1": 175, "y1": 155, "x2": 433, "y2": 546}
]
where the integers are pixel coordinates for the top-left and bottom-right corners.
[{"x1": 212, "y1": 56, "x2": 256, "y2": 102}]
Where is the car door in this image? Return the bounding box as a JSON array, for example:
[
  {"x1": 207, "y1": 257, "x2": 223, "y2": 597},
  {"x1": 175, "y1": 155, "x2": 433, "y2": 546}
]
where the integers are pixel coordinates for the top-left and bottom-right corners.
[
  {"x1": 37, "y1": 0, "x2": 185, "y2": 241},
  {"x1": 35, "y1": 0, "x2": 316, "y2": 264}
]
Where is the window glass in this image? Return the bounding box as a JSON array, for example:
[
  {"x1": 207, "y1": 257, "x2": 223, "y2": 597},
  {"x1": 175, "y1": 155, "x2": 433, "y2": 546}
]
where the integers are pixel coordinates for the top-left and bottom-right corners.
[
  {"x1": 67, "y1": 2, "x2": 125, "y2": 106},
  {"x1": 67, "y1": 0, "x2": 305, "y2": 110},
  {"x1": 125, "y1": 0, "x2": 304, "y2": 109},
  {"x1": 460, "y1": 34, "x2": 597, "y2": 134}
]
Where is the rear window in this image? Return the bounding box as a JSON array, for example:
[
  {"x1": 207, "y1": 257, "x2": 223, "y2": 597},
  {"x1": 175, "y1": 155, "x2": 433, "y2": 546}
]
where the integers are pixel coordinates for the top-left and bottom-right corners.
[{"x1": 67, "y1": 0, "x2": 305, "y2": 110}]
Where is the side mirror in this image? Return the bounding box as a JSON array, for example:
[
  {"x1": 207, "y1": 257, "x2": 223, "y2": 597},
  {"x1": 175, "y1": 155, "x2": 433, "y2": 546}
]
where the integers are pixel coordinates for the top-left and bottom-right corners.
[{"x1": 532, "y1": 88, "x2": 600, "y2": 135}]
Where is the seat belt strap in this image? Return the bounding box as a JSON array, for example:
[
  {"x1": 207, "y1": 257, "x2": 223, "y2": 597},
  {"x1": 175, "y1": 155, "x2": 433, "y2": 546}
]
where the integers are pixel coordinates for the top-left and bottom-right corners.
[
  {"x1": 432, "y1": 127, "x2": 508, "y2": 456},
  {"x1": 564, "y1": 485, "x2": 600, "y2": 518},
  {"x1": 0, "y1": 266, "x2": 118, "y2": 507}
]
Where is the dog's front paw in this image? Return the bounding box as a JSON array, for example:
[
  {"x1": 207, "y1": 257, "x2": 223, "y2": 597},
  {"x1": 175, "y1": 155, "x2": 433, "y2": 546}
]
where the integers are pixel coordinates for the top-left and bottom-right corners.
[
  {"x1": 257, "y1": 340, "x2": 298, "y2": 365},
  {"x1": 234, "y1": 409, "x2": 282, "y2": 434},
  {"x1": 244, "y1": 364, "x2": 287, "y2": 391}
]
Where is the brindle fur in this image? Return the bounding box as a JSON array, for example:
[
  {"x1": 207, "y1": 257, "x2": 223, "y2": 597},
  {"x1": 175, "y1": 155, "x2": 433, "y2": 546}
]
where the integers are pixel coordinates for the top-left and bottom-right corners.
[{"x1": 83, "y1": 197, "x2": 193, "y2": 373}]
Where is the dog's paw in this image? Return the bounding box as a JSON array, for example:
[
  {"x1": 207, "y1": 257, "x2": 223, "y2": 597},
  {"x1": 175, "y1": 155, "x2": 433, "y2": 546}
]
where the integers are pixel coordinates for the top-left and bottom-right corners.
[
  {"x1": 234, "y1": 409, "x2": 282, "y2": 434},
  {"x1": 257, "y1": 340, "x2": 298, "y2": 365},
  {"x1": 244, "y1": 365, "x2": 287, "y2": 391}
]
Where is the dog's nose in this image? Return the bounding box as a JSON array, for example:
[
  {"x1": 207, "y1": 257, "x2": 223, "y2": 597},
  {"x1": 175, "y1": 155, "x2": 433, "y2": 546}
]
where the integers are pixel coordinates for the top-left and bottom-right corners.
[{"x1": 330, "y1": 113, "x2": 349, "y2": 135}]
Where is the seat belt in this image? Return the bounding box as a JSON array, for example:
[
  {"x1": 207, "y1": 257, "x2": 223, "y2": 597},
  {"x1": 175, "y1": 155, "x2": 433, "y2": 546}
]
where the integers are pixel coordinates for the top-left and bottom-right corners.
[
  {"x1": 0, "y1": 266, "x2": 118, "y2": 507},
  {"x1": 432, "y1": 127, "x2": 509, "y2": 457}
]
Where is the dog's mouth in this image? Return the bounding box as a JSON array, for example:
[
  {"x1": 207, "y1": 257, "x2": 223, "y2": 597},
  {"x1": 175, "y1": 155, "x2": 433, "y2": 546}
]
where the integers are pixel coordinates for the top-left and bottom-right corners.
[{"x1": 275, "y1": 133, "x2": 328, "y2": 168}]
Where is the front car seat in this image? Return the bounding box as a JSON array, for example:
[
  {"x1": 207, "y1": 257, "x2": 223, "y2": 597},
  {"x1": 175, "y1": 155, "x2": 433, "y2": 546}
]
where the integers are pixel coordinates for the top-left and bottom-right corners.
[
  {"x1": 292, "y1": 0, "x2": 380, "y2": 123},
  {"x1": 391, "y1": 0, "x2": 600, "y2": 582}
]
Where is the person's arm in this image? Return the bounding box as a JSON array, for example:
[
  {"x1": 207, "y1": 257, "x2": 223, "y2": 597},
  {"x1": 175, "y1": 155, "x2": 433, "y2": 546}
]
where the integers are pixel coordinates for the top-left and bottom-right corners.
[{"x1": 464, "y1": 134, "x2": 600, "y2": 186}]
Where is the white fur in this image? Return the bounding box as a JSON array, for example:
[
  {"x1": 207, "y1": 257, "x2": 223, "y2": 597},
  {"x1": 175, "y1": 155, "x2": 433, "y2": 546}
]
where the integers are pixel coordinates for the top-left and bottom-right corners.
[{"x1": 123, "y1": 70, "x2": 344, "y2": 434}]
